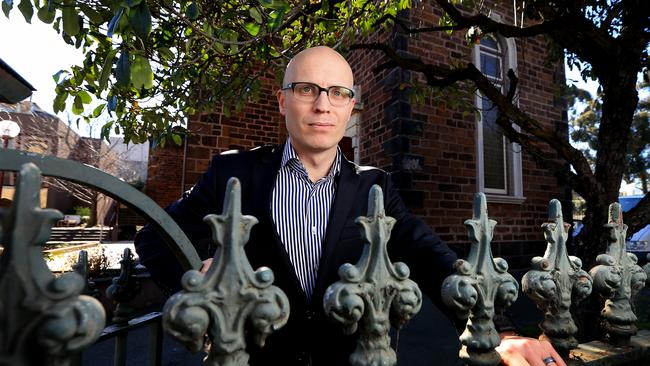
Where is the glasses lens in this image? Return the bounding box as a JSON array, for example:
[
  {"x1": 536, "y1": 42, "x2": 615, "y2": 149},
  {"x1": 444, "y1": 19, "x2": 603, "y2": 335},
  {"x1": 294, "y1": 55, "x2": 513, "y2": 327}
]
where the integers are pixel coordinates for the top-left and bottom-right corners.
[
  {"x1": 292, "y1": 83, "x2": 318, "y2": 101},
  {"x1": 328, "y1": 86, "x2": 353, "y2": 106}
]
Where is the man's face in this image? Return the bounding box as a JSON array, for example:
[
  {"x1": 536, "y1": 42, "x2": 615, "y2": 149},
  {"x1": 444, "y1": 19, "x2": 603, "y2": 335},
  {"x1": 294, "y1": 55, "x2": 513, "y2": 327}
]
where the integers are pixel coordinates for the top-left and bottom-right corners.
[{"x1": 277, "y1": 47, "x2": 356, "y2": 157}]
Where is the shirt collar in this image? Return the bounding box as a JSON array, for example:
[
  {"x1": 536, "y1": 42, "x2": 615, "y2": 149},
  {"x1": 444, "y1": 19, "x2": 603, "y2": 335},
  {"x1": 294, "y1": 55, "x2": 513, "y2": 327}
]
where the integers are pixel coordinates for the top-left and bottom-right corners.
[{"x1": 281, "y1": 138, "x2": 342, "y2": 180}]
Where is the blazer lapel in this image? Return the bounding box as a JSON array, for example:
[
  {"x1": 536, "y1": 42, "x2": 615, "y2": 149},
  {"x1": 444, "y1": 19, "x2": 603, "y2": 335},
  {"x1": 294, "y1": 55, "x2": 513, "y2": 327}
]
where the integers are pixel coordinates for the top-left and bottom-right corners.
[{"x1": 312, "y1": 158, "x2": 359, "y2": 302}]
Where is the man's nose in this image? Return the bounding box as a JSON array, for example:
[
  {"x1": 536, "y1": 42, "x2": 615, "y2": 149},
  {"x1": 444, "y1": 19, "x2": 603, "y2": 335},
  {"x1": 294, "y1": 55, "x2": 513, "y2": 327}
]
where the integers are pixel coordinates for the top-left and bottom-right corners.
[{"x1": 313, "y1": 91, "x2": 331, "y2": 111}]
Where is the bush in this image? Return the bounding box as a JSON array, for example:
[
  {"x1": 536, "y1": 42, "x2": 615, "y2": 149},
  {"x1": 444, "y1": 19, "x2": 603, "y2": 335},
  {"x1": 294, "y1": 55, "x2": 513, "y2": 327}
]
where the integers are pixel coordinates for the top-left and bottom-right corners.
[{"x1": 73, "y1": 206, "x2": 92, "y2": 217}]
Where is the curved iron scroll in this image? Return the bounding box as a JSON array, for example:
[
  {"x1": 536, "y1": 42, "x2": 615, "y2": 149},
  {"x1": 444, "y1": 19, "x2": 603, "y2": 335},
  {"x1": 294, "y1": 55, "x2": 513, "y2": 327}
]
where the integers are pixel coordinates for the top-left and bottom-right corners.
[{"x1": 0, "y1": 149, "x2": 202, "y2": 271}]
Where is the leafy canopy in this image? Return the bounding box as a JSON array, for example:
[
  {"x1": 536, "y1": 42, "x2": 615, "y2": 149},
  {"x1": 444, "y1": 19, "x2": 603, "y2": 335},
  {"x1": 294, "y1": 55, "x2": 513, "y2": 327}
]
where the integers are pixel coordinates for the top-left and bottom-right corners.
[{"x1": 3, "y1": 0, "x2": 413, "y2": 145}]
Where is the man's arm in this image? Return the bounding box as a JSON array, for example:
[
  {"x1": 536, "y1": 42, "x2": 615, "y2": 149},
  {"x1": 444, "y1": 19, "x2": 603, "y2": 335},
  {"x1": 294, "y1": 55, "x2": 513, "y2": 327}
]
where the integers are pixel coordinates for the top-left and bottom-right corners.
[{"x1": 134, "y1": 155, "x2": 222, "y2": 294}]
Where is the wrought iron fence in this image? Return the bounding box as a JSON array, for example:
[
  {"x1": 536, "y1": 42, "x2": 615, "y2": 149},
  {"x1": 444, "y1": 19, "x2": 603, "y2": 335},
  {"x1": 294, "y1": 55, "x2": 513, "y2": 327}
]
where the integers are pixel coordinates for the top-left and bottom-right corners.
[{"x1": 0, "y1": 150, "x2": 649, "y2": 366}]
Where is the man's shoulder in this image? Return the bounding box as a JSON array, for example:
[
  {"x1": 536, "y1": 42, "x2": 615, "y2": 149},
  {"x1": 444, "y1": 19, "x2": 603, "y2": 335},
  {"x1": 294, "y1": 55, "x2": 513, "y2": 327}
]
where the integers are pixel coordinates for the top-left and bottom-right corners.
[
  {"x1": 342, "y1": 158, "x2": 386, "y2": 176},
  {"x1": 213, "y1": 144, "x2": 282, "y2": 162}
]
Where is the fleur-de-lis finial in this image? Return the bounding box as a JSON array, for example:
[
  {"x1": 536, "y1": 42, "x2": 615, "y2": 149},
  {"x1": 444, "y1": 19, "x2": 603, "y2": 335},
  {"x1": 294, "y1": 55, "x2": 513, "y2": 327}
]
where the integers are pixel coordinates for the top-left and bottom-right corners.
[
  {"x1": 323, "y1": 185, "x2": 422, "y2": 366},
  {"x1": 163, "y1": 177, "x2": 290, "y2": 365},
  {"x1": 590, "y1": 202, "x2": 647, "y2": 345},
  {"x1": 441, "y1": 193, "x2": 518, "y2": 366},
  {"x1": 0, "y1": 163, "x2": 105, "y2": 365},
  {"x1": 522, "y1": 199, "x2": 592, "y2": 355}
]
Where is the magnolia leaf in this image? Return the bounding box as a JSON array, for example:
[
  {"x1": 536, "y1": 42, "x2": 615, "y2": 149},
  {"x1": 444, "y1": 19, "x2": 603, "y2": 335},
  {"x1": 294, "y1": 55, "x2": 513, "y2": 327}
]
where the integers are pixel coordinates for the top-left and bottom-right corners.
[
  {"x1": 131, "y1": 55, "x2": 153, "y2": 90},
  {"x1": 79, "y1": 3, "x2": 104, "y2": 24},
  {"x1": 17, "y1": 0, "x2": 32, "y2": 23},
  {"x1": 92, "y1": 103, "x2": 106, "y2": 118},
  {"x1": 115, "y1": 50, "x2": 130, "y2": 87},
  {"x1": 107, "y1": 7, "x2": 123, "y2": 37},
  {"x1": 37, "y1": 5, "x2": 55, "y2": 23},
  {"x1": 72, "y1": 95, "x2": 84, "y2": 115},
  {"x1": 244, "y1": 22, "x2": 260, "y2": 36},
  {"x1": 171, "y1": 133, "x2": 182, "y2": 145},
  {"x1": 129, "y1": 1, "x2": 151, "y2": 40},
  {"x1": 62, "y1": 4, "x2": 80, "y2": 36},
  {"x1": 78, "y1": 90, "x2": 92, "y2": 104},
  {"x1": 157, "y1": 47, "x2": 174, "y2": 61},
  {"x1": 186, "y1": 1, "x2": 198, "y2": 20},
  {"x1": 107, "y1": 95, "x2": 117, "y2": 112},
  {"x1": 98, "y1": 48, "x2": 118, "y2": 91},
  {"x1": 2, "y1": 0, "x2": 12, "y2": 18},
  {"x1": 249, "y1": 6, "x2": 263, "y2": 23}
]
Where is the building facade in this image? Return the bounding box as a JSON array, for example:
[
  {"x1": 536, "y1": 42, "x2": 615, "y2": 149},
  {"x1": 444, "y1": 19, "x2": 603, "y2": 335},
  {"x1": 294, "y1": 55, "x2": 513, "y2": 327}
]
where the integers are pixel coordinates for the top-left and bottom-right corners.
[{"x1": 145, "y1": 5, "x2": 569, "y2": 271}]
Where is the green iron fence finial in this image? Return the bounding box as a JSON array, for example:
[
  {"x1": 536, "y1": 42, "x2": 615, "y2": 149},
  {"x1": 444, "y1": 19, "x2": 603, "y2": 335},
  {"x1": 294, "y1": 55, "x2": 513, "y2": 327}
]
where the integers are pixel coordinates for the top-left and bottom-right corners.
[
  {"x1": 441, "y1": 192, "x2": 518, "y2": 366},
  {"x1": 106, "y1": 248, "x2": 142, "y2": 325},
  {"x1": 522, "y1": 199, "x2": 592, "y2": 355},
  {"x1": 323, "y1": 185, "x2": 422, "y2": 366},
  {"x1": 590, "y1": 202, "x2": 647, "y2": 345},
  {"x1": 162, "y1": 177, "x2": 290, "y2": 366},
  {"x1": 0, "y1": 163, "x2": 106, "y2": 366}
]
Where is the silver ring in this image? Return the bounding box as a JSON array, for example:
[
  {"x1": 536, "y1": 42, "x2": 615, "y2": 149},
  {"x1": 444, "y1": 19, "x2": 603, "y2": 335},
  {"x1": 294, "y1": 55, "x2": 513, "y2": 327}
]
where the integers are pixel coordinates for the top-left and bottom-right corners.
[{"x1": 543, "y1": 356, "x2": 556, "y2": 365}]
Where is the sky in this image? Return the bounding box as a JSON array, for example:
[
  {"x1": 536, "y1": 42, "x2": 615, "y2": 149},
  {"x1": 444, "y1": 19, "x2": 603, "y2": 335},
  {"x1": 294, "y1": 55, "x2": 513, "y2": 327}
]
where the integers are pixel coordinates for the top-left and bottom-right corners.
[{"x1": 0, "y1": 14, "x2": 86, "y2": 129}]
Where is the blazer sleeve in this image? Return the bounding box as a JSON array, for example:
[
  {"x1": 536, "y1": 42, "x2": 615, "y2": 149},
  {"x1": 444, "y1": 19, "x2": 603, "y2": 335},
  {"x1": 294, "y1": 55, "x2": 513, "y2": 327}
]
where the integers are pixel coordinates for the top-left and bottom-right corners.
[
  {"x1": 382, "y1": 173, "x2": 459, "y2": 318},
  {"x1": 134, "y1": 155, "x2": 223, "y2": 295}
]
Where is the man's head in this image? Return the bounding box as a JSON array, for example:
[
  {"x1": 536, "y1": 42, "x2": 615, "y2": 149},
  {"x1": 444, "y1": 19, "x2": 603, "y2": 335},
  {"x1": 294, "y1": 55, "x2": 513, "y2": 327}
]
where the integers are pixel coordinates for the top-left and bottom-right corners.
[{"x1": 277, "y1": 46, "x2": 356, "y2": 158}]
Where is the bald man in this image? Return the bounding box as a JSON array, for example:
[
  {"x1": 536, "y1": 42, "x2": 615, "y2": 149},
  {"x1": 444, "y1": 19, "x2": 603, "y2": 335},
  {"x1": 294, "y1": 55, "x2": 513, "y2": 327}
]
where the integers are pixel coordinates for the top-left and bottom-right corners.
[{"x1": 135, "y1": 46, "x2": 565, "y2": 366}]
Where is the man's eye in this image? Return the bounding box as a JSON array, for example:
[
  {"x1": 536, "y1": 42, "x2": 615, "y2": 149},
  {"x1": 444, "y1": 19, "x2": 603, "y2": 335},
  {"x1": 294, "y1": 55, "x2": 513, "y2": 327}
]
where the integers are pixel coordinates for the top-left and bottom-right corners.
[
  {"x1": 298, "y1": 85, "x2": 314, "y2": 94},
  {"x1": 331, "y1": 89, "x2": 343, "y2": 97}
]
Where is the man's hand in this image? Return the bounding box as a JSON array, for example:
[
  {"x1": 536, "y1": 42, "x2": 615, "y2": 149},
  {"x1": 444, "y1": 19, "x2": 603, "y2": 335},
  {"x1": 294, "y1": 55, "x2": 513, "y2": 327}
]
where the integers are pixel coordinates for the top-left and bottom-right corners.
[
  {"x1": 200, "y1": 258, "x2": 213, "y2": 273},
  {"x1": 496, "y1": 335, "x2": 567, "y2": 366}
]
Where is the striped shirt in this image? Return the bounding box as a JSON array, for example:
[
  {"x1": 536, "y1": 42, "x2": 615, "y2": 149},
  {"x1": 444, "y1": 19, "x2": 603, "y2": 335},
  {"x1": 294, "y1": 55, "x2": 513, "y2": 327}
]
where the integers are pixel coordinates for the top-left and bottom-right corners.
[{"x1": 271, "y1": 140, "x2": 341, "y2": 300}]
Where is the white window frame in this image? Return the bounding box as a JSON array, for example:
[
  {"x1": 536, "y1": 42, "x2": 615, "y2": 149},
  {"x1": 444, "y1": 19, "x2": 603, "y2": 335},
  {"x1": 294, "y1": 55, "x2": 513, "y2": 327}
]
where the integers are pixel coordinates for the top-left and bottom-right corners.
[{"x1": 473, "y1": 30, "x2": 525, "y2": 204}]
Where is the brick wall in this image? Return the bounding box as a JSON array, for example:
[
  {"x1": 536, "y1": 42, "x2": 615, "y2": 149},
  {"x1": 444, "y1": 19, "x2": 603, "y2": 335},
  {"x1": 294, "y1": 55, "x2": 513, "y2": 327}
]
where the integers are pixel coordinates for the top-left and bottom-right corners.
[
  {"x1": 348, "y1": 5, "x2": 569, "y2": 268},
  {"x1": 145, "y1": 73, "x2": 286, "y2": 205}
]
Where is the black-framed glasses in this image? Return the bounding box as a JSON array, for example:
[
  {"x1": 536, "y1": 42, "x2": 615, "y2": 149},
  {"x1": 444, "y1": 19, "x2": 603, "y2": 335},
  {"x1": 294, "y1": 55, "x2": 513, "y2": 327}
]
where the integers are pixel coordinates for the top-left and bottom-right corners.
[{"x1": 282, "y1": 82, "x2": 355, "y2": 107}]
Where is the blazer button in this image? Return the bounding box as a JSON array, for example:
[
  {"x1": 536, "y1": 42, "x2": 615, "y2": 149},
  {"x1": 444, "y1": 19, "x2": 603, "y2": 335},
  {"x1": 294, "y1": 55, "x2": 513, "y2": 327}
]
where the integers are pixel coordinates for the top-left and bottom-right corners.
[{"x1": 305, "y1": 310, "x2": 315, "y2": 321}]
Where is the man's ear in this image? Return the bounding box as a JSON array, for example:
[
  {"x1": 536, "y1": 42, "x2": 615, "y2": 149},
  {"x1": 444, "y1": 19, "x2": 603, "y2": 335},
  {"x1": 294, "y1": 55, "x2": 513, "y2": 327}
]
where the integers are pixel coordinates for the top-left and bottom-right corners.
[{"x1": 277, "y1": 89, "x2": 286, "y2": 115}]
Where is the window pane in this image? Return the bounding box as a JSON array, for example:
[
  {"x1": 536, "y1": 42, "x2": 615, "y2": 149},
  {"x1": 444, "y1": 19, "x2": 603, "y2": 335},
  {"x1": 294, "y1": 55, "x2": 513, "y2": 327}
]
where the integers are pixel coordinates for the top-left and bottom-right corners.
[
  {"x1": 480, "y1": 53, "x2": 501, "y2": 79},
  {"x1": 481, "y1": 97, "x2": 506, "y2": 191}
]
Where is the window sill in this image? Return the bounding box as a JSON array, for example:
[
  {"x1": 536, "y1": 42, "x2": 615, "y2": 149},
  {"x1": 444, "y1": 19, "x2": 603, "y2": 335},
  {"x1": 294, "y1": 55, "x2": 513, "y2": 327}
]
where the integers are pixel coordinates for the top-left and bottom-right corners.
[{"x1": 485, "y1": 194, "x2": 526, "y2": 205}]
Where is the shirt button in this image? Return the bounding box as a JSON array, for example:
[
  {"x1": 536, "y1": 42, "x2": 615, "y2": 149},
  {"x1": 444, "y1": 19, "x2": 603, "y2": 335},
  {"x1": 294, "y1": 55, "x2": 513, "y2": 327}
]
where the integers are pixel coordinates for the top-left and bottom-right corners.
[{"x1": 305, "y1": 310, "x2": 315, "y2": 321}]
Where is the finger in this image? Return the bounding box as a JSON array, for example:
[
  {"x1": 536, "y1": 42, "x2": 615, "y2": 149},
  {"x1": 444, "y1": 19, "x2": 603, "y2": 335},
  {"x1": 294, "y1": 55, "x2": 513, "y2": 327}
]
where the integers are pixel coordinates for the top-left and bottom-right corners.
[
  {"x1": 498, "y1": 349, "x2": 531, "y2": 366},
  {"x1": 540, "y1": 341, "x2": 567, "y2": 366},
  {"x1": 200, "y1": 258, "x2": 213, "y2": 273}
]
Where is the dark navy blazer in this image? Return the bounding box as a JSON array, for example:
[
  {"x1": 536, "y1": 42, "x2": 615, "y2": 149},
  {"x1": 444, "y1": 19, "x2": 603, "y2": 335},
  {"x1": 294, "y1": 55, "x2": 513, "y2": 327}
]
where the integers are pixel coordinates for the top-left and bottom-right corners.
[{"x1": 135, "y1": 144, "x2": 458, "y2": 365}]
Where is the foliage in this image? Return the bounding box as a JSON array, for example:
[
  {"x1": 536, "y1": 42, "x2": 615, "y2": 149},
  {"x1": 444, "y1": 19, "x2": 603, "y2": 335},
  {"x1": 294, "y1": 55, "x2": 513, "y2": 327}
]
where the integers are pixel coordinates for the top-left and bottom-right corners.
[
  {"x1": 3, "y1": 0, "x2": 412, "y2": 145},
  {"x1": 73, "y1": 205, "x2": 92, "y2": 217},
  {"x1": 568, "y1": 82, "x2": 650, "y2": 194}
]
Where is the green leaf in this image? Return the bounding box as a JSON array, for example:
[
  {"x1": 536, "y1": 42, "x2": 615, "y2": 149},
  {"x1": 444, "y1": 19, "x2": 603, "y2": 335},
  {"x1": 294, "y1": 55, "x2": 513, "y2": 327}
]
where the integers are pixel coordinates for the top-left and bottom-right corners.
[
  {"x1": 107, "y1": 94, "x2": 117, "y2": 112},
  {"x1": 92, "y1": 103, "x2": 106, "y2": 118},
  {"x1": 79, "y1": 4, "x2": 103, "y2": 24},
  {"x1": 249, "y1": 7, "x2": 263, "y2": 23},
  {"x1": 131, "y1": 55, "x2": 153, "y2": 89},
  {"x1": 98, "y1": 48, "x2": 118, "y2": 90},
  {"x1": 268, "y1": 8, "x2": 287, "y2": 31},
  {"x1": 106, "y1": 7, "x2": 123, "y2": 37},
  {"x1": 244, "y1": 22, "x2": 260, "y2": 36},
  {"x1": 171, "y1": 133, "x2": 182, "y2": 145},
  {"x1": 115, "y1": 50, "x2": 130, "y2": 87},
  {"x1": 37, "y1": 5, "x2": 55, "y2": 23},
  {"x1": 2, "y1": 0, "x2": 13, "y2": 18},
  {"x1": 129, "y1": 1, "x2": 151, "y2": 40},
  {"x1": 157, "y1": 47, "x2": 174, "y2": 61},
  {"x1": 186, "y1": 1, "x2": 198, "y2": 20},
  {"x1": 62, "y1": 4, "x2": 80, "y2": 36},
  {"x1": 17, "y1": 0, "x2": 32, "y2": 23},
  {"x1": 78, "y1": 90, "x2": 92, "y2": 103},
  {"x1": 72, "y1": 95, "x2": 84, "y2": 115}
]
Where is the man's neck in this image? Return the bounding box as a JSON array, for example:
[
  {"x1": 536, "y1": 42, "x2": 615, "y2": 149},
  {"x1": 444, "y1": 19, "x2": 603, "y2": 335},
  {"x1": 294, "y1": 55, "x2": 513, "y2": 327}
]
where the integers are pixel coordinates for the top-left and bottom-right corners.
[{"x1": 293, "y1": 146, "x2": 337, "y2": 183}]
